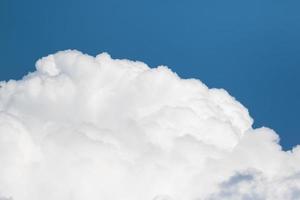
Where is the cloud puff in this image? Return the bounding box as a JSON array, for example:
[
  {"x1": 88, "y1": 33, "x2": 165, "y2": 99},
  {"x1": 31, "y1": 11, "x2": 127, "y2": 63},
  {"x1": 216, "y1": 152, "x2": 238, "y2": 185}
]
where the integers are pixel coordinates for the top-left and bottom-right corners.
[{"x1": 0, "y1": 50, "x2": 299, "y2": 200}]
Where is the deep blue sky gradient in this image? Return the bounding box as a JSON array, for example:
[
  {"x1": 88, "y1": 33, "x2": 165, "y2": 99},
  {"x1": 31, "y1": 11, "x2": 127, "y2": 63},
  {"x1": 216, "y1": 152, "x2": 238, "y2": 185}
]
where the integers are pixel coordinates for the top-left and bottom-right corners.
[{"x1": 1, "y1": 0, "x2": 300, "y2": 149}]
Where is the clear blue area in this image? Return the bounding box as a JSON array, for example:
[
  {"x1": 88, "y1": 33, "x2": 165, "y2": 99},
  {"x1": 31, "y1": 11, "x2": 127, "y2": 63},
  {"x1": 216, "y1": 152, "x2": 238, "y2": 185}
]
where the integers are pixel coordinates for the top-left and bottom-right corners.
[{"x1": 1, "y1": 0, "x2": 299, "y2": 150}]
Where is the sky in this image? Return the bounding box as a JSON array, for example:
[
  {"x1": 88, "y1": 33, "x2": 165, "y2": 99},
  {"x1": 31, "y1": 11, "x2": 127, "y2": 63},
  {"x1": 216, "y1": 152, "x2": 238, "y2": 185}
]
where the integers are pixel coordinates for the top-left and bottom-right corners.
[{"x1": 0, "y1": 0, "x2": 300, "y2": 150}]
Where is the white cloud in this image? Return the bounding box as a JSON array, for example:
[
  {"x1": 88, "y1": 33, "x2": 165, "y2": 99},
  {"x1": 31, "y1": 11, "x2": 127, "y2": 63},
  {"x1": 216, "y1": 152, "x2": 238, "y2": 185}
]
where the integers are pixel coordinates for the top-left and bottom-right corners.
[{"x1": 0, "y1": 50, "x2": 299, "y2": 200}]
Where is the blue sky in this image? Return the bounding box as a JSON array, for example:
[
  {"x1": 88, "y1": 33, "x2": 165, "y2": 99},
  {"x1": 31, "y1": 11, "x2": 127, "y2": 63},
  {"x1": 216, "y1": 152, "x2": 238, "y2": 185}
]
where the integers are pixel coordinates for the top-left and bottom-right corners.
[{"x1": 1, "y1": 0, "x2": 299, "y2": 150}]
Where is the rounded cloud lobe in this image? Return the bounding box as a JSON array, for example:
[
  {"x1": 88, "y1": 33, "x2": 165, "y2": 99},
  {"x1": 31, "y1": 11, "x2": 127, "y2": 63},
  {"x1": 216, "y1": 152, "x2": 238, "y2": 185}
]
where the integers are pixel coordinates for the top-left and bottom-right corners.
[{"x1": 0, "y1": 50, "x2": 299, "y2": 200}]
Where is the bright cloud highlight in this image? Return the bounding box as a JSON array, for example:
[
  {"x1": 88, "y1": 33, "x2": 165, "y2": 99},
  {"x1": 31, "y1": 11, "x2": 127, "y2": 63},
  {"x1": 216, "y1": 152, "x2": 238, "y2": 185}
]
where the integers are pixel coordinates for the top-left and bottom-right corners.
[{"x1": 0, "y1": 50, "x2": 299, "y2": 200}]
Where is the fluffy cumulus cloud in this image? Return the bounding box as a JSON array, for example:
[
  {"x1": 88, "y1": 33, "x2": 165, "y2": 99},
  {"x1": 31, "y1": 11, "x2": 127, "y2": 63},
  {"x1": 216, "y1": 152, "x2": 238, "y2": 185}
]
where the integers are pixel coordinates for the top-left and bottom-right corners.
[{"x1": 0, "y1": 50, "x2": 299, "y2": 200}]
